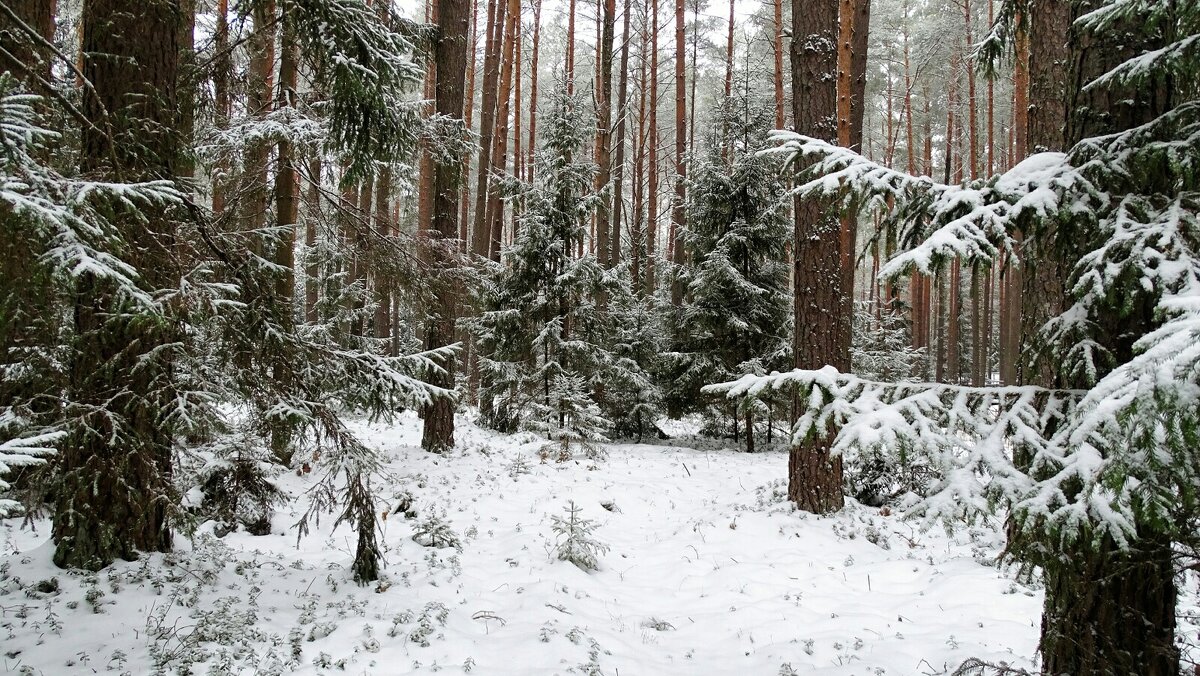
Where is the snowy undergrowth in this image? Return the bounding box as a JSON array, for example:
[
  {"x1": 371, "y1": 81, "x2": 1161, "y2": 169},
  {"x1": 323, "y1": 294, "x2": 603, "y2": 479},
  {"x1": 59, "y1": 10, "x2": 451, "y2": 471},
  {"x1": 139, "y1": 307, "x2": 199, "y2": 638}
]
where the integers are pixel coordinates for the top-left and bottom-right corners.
[{"x1": 1, "y1": 412, "x2": 1188, "y2": 675}]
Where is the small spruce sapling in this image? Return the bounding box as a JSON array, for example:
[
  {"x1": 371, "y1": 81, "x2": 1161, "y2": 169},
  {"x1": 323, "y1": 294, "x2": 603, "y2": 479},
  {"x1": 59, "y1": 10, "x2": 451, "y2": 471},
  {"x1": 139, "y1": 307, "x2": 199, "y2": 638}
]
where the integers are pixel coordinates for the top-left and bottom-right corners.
[{"x1": 550, "y1": 501, "x2": 609, "y2": 571}]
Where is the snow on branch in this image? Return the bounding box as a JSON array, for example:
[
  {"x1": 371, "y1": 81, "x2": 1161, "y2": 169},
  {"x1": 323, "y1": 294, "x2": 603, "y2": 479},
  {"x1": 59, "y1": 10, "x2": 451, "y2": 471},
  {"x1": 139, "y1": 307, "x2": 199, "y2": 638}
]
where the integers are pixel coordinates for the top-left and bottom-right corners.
[
  {"x1": 763, "y1": 131, "x2": 1083, "y2": 278},
  {"x1": 701, "y1": 369, "x2": 1162, "y2": 542}
]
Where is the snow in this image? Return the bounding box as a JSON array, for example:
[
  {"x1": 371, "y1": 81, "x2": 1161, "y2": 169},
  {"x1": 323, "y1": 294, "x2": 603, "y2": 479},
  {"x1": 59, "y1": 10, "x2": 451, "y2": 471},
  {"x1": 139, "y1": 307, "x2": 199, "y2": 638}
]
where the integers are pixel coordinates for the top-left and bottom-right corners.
[{"x1": 0, "y1": 414, "x2": 1051, "y2": 675}]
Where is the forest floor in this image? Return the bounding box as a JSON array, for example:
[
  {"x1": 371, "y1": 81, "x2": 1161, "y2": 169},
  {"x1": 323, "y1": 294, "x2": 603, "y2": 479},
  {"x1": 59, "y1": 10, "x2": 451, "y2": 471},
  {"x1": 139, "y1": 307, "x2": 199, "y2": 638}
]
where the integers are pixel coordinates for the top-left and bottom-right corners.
[{"x1": 2, "y1": 413, "x2": 1193, "y2": 675}]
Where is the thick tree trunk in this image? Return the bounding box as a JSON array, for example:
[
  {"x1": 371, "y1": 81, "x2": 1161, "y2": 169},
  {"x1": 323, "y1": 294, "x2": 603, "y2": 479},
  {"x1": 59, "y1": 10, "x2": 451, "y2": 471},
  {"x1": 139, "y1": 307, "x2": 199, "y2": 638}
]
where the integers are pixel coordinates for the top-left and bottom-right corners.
[
  {"x1": 0, "y1": 0, "x2": 55, "y2": 87},
  {"x1": 1041, "y1": 533, "x2": 1178, "y2": 676},
  {"x1": 1029, "y1": 2, "x2": 1178, "y2": 672},
  {"x1": 422, "y1": 0, "x2": 471, "y2": 454},
  {"x1": 54, "y1": 0, "x2": 181, "y2": 570},
  {"x1": 789, "y1": 0, "x2": 844, "y2": 513}
]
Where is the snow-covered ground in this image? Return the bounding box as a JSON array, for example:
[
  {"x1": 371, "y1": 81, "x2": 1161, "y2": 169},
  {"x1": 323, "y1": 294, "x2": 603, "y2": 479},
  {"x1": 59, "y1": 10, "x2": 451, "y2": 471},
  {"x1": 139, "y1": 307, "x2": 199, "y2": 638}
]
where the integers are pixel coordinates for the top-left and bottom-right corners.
[{"x1": 0, "y1": 413, "x2": 1075, "y2": 675}]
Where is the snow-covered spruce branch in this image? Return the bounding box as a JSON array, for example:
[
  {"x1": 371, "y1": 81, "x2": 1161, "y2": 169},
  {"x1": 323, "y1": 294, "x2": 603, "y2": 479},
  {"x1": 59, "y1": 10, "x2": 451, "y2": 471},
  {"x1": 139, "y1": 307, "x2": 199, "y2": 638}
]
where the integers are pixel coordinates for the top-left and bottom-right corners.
[
  {"x1": 762, "y1": 130, "x2": 1081, "y2": 278},
  {"x1": 702, "y1": 369, "x2": 1166, "y2": 540}
]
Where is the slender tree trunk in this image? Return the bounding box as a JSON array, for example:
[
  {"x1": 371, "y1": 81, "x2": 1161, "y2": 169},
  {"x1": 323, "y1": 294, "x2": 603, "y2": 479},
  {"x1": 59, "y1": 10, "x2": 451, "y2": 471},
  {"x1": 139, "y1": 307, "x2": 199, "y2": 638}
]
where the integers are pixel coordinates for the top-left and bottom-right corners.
[
  {"x1": 514, "y1": 13, "x2": 523, "y2": 187},
  {"x1": 55, "y1": 0, "x2": 181, "y2": 570},
  {"x1": 458, "y1": 0, "x2": 478, "y2": 247},
  {"x1": 527, "y1": 0, "x2": 542, "y2": 180},
  {"x1": 646, "y1": 0, "x2": 659, "y2": 294},
  {"x1": 594, "y1": 0, "x2": 617, "y2": 267},
  {"x1": 374, "y1": 166, "x2": 393, "y2": 340},
  {"x1": 669, "y1": 0, "x2": 686, "y2": 307},
  {"x1": 422, "y1": 0, "x2": 471, "y2": 454},
  {"x1": 567, "y1": 0, "x2": 576, "y2": 94},
  {"x1": 305, "y1": 157, "x2": 321, "y2": 324},
  {"x1": 999, "y1": 8, "x2": 1028, "y2": 385},
  {"x1": 486, "y1": 0, "x2": 519, "y2": 261},
  {"x1": 471, "y1": 0, "x2": 505, "y2": 256},
  {"x1": 772, "y1": 0, "x2": 785, "y2": 129},
  {"x1": 417, "y1": 0, "x2": 439, "y2": 234},
  {"x1": 242, "y1": 0, "x2": 276, "y2": 244},
  {"x1": 275, "y1": 8, "x2": 300, "y2": 313},
  {"x1": 211, "y1": 0, "x2": 231, "y2": 215},
  {"x1": 631, "y1": 10, "x2": 648, "y2": 293},
  {"x1": 611, "y1": 0, "x2": 632, "y2": 268}
]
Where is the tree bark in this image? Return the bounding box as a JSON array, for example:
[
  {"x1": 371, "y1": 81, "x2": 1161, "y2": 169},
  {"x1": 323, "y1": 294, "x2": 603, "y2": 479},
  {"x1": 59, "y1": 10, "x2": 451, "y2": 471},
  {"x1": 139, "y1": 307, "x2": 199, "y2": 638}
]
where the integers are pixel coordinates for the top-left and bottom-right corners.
[
  {"x1": 646, "y1": 0, "x2": 659, "y2": 294},
  {"x1": 669, "y1": 0, "x2": 686, "y2": 307},
  {"x1": 242, "y1": 0, "x2": 275, "y2": 242},
  {"x1": 527, "y1": 0, "x2": 543, "y2": 181},
  {"x1": 611, "y1": 0, "x2": 632, "y2": 268},
  {"x1": 789, "y1": 0, "x2": 844, "y2": 513},
  {"x1": 594, "y1": 0, "x2": 617, "y2": 267},
  {"x1": 422, "y1": 0, "x2": 471, "y2": 453},
  {"x1": 54, "y1": 0, "x2": 181, "y2": 570},
  {"x1": 631, "y1": 9, "x2": 648, "y2": 294},
  {"x1": 486, "y1": 0, "x2": 519, "y2": 261},
  {"x1": 471, "y1": 0, "x2": 505, "y2": 256}
]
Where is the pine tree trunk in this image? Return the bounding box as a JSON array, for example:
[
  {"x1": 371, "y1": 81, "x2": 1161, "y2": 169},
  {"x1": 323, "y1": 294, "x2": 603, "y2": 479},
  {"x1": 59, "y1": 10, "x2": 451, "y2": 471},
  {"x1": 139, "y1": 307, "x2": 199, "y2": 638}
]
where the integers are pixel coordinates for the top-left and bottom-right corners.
[
  {"x1": 669, "y1": 0, "x2": 686, "y2": 307},
  {"x1": 373, "y1": 166, "x2": 393, "y2": 340},
  {"x1": 212, "y1": 0, "x2": 231, "y2": 215},
  {"x1": 646, "y1": 0, "x2": 659, "y2": 294},
  {"x1": 304, "y1": 157, "x2": 321, "y2": 324},
  {"x1": 417, "y1": 0, "x2": 439, "y2": 234},
  {"x1": 422, "y1": 0, "x2": 471, "y2": 454},
  {"x1": 789, "y1": 0, "x2": 843, "y2": 513},
  {"x1": 594, "y1": 0, "x2": 617, "y2": 268},
  {"x1": 458, "y1": 0, "x2": 479, "y2": 247},
  {"x1": 471, "y1": 0, "x2": 505, "y2": 256},
  {"x1": 631, "y1": 10, "x2": 648, "y2": 293},
  {"x1": 486, "y1": 0, "x2": 519, "y2": 261},
  {"x1": 566, "y1": 0, "x2": 576, "y2": 95},
  {"x1": 527, "y1": 0, "x2": 543, "y2": 181},
  {"x1": 611, "y1": 0, "x2": 631, "y2": 268},
  {"x1": 772, "y1": 0, "x2": 785, "y2": 129},
  {"x1": 242, "y1": 0, "x2": 275, "y2": 244},
  {"x1": 275, "y1": 7, "x2": 300, "y2": 311},
  {"x1": 1041, "y1": 533, "x2": 1178, "y2": 676},
  {"x1": 54, "y1": 0, "x2": 181, "y2": 570}
]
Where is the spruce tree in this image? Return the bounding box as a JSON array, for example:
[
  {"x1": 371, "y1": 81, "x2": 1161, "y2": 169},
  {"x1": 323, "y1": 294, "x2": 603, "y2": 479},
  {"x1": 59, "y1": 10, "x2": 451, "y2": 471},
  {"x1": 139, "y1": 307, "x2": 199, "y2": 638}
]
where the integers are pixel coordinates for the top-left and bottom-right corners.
[
  {"x1": 666, "y1": 97, "x2": 792, "y2": 450},
  {"x1": 472, "y1": 87, "x2": 614, "y2": 449}
]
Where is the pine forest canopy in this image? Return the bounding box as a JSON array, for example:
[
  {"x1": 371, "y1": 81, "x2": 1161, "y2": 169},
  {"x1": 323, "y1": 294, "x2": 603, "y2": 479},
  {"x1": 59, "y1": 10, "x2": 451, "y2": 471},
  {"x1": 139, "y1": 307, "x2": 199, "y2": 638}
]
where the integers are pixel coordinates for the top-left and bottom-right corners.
[{"x1": 0, "y1": 0, "x2": 1197, "y2": 673}]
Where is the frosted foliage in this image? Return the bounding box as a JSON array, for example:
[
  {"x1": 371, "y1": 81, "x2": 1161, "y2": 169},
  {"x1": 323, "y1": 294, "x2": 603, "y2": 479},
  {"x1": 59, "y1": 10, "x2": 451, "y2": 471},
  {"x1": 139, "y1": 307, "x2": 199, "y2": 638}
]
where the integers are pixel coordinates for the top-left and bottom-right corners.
[
  {"x1": 0, "y1": 78, "x2": 180, "y2": 513},
  {"x1": 551, "y1": 500, "x2": 609, "y2": 571},
  {"x1": 723, "y1": 0, "x2": 1200, "y2": 549}
]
